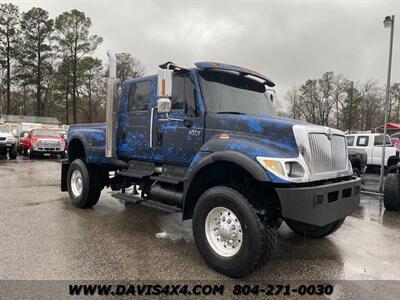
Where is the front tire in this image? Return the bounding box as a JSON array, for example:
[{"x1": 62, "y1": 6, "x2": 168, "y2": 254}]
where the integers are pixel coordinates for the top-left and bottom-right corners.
[
  {"x1": 29, "y1": 148, "x2": 37, "y2": 159},
  {"x1": 192, "y1": 186, "x2": 277, "y2": 278},
  {"x1": 8, "y1": 146, "x2": 17, "y2": 159},
  {"x1": 286, "y1": 218, "x2": 345, "y2": 238},
  {"x1": 352, "y1": 166, "x2": 361, "y2": 177},
  {"x1": 67, "y1": 159, "x2": 104, "y2": 208},
  {"x1": 383, "y1": 173, "x2": 400, "y2": 211}
]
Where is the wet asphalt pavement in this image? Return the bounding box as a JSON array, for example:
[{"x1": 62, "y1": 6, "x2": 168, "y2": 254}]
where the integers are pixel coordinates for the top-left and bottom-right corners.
[{"x1": 1, "y1": 158, "x2": 400, "y2": 297}]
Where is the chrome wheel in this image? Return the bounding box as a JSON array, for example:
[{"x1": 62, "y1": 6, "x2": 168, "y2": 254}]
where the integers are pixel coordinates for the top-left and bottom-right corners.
[
  {"x1": 70, "y1": 169, "x2": 83, "y2": 197},
  {"x1": 205, "y1": 207, "x2": 243, "y2": 257}
]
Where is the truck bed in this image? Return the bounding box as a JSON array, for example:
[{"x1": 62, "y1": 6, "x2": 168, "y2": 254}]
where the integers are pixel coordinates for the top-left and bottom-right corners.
[{"x1": 68, "y1": 123, "x2": 114, "y2": 165}]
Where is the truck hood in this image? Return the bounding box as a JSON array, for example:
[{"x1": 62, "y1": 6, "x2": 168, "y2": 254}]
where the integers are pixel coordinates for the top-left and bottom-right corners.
[
  {"x1": 0, "y1": 132, "x2": 14, "y2": 138},
  {"x1": 205, "y1": 113, "x2": 309, "y2": 158}
]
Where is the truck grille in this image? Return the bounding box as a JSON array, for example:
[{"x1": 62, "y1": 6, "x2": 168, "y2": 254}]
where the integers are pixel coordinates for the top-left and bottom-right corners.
[
  {"x1": 306, "y1": 133, "x2": 347, "y2": 174},
  {"x1": 38, "y1": 140, "x2": 60, "y2": 150}
]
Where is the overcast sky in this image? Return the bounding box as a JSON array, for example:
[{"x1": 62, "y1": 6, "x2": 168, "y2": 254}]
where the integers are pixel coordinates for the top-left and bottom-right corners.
[{"x1": 10, "y1": 0, "x2": 400, "y2": 107}]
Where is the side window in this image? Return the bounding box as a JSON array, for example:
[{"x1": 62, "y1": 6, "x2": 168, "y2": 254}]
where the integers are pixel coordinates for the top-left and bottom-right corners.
[
  {"x1": 171, "y1": 73, "x2": 197, "y2": 115},
  {"x1": 356, "y1": 136, "x2": 369, "y2": 147},
  {"x1": 374, "y1": 135, "x2": 391, "y2": 146},
  {"x1": 346, "y1": 136, "x2": 354, "y2": 146},
  {"x1": 128, "y1": 80, "x2": 151, "y2": 111}
]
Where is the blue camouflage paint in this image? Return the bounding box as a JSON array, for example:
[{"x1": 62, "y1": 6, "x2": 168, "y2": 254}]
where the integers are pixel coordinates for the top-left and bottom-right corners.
[{"x1": 67, "y1": 64, "x2": 305, "y2": 184}]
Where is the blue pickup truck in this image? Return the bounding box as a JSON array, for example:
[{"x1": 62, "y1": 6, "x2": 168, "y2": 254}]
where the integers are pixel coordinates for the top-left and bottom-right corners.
[{"x1": 61, "y1": 52, "x2": 361, "y2": 277}]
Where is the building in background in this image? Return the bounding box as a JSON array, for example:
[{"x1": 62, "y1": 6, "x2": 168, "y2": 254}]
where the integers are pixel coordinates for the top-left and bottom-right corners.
[{"x1": 0, "y1": 114, "x2": 61, "y2": 136}]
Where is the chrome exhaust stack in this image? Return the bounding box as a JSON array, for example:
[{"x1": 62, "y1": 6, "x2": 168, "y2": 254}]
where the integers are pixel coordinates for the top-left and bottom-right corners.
[{"x1": 105, "y1": 50, "x2": 117, "y2": 158}]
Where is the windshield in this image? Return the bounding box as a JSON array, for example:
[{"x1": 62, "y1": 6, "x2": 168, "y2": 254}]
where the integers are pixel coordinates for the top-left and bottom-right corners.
[
  {"x1": 198, "y1": 70, "x2": 276, "y2": 115},
  {"x1": 0, "y1": 126, "x2": 10, "y2": 133},
  {"x1": 32, "y1": 130, "x2": 59, "y2": 137}
]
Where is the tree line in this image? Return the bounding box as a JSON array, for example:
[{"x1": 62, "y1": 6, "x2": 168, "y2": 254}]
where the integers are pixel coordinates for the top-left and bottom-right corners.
[
  {"x1": 0, "y1": 3, "x2": 145, "y2": 124},
  {"x1": 283, "y1": 72, "x2": 400, "y2": 132}
]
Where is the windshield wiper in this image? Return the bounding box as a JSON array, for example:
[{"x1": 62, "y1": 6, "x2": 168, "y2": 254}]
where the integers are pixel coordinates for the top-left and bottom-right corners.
[{"x1": 216, "y1": 111, "x2": 246, "y2": 115}]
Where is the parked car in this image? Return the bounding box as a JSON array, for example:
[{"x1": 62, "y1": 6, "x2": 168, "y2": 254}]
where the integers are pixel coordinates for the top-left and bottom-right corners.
[
  {"x1": 346, "y1": 133, "x2": 400, "y2": 172},
  {"x1": 0, "y1": 124, "x2": 17, "y2": 159},
  {"x1": 18, "y1": 130, "x2": 30, "y2": 155},
  {"x1": 27, "y1": 128, "x2": 66, "y2": 158},
  {"x1": 348, "y1": 148, "x2": 367, "y2": 177},
  {"x1": 59, "y1": 130, "x2": 68, "y2": 152},
  {"x1": 61, "y1": 55, "x2": 361, "y2": 278}
]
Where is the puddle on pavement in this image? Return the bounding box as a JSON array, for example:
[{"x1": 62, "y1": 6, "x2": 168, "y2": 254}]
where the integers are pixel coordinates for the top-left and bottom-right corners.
[
  {"x1": 155, "y1": 212, "x2": 193, "y2": 242},
  {"x1": 352, "y1": 194, "x2": 400, "y2": 230}
]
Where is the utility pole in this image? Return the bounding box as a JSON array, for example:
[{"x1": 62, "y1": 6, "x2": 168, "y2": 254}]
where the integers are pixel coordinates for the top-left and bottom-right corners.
[{"x1": 379, "y1": 15, "x2": 395, "y2": 193}]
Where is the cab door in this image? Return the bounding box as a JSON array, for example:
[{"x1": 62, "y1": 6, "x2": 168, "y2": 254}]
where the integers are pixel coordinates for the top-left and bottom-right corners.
[
  {"x1": 152, "y1": 71, "x2": 205, "y2": 165},
  {"x1": 118, "y1": 77, "x2": 156, "y2": 160},
  {"x1": 372, "y1": 135, "x2": 391, "y2": 166}
]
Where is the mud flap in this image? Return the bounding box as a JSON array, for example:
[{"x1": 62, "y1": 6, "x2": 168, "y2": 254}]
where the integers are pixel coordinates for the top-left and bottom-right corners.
[{"x1": 61, "y1": 159, "x2": 70, "y2": 192}]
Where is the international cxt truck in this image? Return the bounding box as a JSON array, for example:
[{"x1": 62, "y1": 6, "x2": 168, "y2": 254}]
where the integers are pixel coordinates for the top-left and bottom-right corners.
[{"x1": 61, "y1": 51, "x2": 361, "y2": 278}]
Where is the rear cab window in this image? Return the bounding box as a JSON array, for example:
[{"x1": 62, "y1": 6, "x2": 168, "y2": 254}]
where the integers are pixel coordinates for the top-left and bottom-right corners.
[
  {"x1": 346, "y1": 136, "x2": 355, "y2": 146},
  {"x1": 128, "y1": 80, "x2": 151, "y2": 111},
  {"x1": 356, "y1": 136, "x2": 369, "y2": 147},
  {"x1": 374, "y1": 135, "x2": 392, "y2": 146}
]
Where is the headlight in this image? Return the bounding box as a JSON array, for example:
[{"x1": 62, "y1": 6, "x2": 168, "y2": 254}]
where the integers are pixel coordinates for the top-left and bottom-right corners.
[
  {"x1": 257, "y1": 158, "x2": 285, "y2": 177},
  {"x1": 256, "y1": 156, "x2": 308, "y2": 182},
  {"x1": 32, "y1": 141, "x2": 38, "y2": 147},
  {"x1": 6, "y1": 136, "x2": 15, "y2": 142}
]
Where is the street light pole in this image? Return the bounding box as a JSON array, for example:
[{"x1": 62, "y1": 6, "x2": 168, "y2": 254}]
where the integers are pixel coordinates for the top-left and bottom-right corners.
[{"x1": 379, "y1": 15, "x2": 395, "y2": 193}]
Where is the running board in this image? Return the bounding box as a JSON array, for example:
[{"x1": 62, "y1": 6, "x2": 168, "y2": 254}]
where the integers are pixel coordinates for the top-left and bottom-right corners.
[
  {"x1": 111, "y1": 192, "x2": 181, "y2": 214},
  {"x1": 111, "y1": 192, "x2": 144, "y2": 204},
  {"x1": 141, "y1": 200, "x2": 181, "y2": 214}
]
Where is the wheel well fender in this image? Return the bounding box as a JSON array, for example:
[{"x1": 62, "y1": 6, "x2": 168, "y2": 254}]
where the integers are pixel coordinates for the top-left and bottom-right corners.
[
  {"x1": 68, "y1": 138, "x2": 87, "y2": 162},
  {"x1": 182, "y1": 151, "x2": 270, "y2": 220},
  {"x1": 388, "y1": 156, "x2": 400, "y2": 167}
]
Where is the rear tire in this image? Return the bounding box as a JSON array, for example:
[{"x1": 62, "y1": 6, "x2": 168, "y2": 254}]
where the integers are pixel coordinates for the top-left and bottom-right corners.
[
  {"x1": 192, "y1": 186, "x2": 277, "y2": 278},
  {"x1": 67, "y1": 159, "x2": 104, "y2": 208},
  {"x1": 383, "y1": 173, "x2": 400, "y2": 211},
  {"x1": 9, "y1": 146, "x2": 17, "y2": 159},
  {"x1": 286, "y1": 218, "x2": 345, "y2": 238}
]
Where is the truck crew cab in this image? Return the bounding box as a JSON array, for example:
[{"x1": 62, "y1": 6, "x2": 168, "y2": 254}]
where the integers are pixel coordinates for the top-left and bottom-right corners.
[{"x1": 61, "y1": 52, "x2": 361, "y2": 277}]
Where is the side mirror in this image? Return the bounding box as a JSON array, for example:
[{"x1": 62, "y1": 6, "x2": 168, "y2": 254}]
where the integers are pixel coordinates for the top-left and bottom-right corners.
[
  {"x1": 157, "y1": 69, "x2": 173, "y2": 98},
  {"x1": 157, "y1": 98, "x2": 172, "y2": 114}
]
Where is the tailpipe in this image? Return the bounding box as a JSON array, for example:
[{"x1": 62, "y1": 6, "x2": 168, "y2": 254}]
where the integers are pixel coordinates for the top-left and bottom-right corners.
[{"x1": 105, "y1": 50, "x2": 117, "y2": 158}]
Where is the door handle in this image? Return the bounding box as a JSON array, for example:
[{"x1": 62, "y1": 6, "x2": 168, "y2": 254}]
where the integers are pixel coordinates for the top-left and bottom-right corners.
[{"x1": 150, "y1": 107, "x2": 156, "y2": 149}]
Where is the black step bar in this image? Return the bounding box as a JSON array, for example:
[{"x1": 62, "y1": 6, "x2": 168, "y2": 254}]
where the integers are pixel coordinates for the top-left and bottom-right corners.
[{"x1": 111, "y1": 192, "x2": 181, "y2": 214}]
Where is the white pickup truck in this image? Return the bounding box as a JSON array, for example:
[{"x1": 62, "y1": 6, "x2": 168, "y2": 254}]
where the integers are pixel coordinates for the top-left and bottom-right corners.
[{"x1": 346, "y1": 133, "x2": 399, "y2": 171}]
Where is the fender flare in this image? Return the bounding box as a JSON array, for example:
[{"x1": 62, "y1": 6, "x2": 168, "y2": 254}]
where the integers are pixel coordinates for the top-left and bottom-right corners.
[
  {"x1": 68, "y1": 136, "x2": 88, "y2": 161},
  {"x1": 185, "y1": 151, "x2": 269, "y2": 183},
  {"x1": 388, "y1": 155, "x2": 400, "y2": 167},
  {"x1": 182, "y1": 151, "x2": 270, "y2": 219}
]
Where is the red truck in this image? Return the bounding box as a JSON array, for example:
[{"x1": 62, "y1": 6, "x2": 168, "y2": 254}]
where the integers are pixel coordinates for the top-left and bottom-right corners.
[{"x1": 26, "y1": 128, "x2": 66, "y2": 158}]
